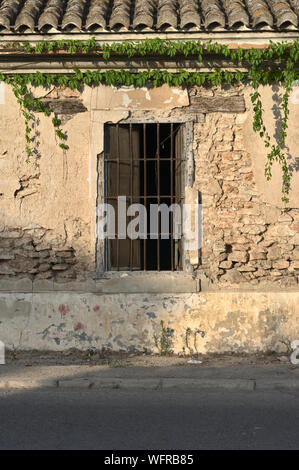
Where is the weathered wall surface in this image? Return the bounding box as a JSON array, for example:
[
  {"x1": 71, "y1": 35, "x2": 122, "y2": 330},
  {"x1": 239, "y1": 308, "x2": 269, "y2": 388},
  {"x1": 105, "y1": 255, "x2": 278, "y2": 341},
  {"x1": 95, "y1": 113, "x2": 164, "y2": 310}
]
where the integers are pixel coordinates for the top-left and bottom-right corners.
[
  {"x1": 0, "y1": 84, "x2": 93, "y2": 281},
  {"x1": 0, "y1": 291, "x2": 298, "y2": 354},
  {"x1": 243, "y1": 85, "x2": 299, "y2": 208},
  {"x1": 0, "y1": 80, "x2": 299, "y2": 352},
  {"x1": 0, "y1": 83, "x2": 191, "y2": 282},
  {"x1": 194, "y1": 84, "x2": 299, "y2": 289},
  {"x1": 0, "y1": 81, "x2": 298, "y2": 287}
]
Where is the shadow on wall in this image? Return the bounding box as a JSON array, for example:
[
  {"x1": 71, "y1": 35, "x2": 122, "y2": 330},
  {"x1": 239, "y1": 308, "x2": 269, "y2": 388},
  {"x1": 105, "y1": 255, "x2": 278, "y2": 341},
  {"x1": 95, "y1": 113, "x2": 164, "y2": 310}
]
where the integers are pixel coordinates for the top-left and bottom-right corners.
[{"x1": 242, "y1": 83, "x2": 299, "y2": 208}]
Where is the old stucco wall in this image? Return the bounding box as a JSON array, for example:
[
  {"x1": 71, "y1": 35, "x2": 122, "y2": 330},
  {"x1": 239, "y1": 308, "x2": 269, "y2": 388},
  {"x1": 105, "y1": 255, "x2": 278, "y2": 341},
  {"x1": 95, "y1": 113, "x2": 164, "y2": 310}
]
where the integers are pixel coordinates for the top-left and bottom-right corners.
[
  {"x1": 0, "y1": 84, "x2": 93, "y2": 281},
  {"x1": 0, "y1": 83, "x2": 191, "y2": 282},
  {"x1": 0, "y1": 81, "x2": 298, "y2": 287},
  {"x1": 243, "y1": 85, "x2": 299, "y2": 208},
  {"x1": 193, "y1": 83, "x2": 299, "y2": 289},
  {"x1": 0, "y1": 290, "x2": 299, "y2": 354},
  {"x1": 0, "y1": 80, "x2": 298, "y2": 353}
]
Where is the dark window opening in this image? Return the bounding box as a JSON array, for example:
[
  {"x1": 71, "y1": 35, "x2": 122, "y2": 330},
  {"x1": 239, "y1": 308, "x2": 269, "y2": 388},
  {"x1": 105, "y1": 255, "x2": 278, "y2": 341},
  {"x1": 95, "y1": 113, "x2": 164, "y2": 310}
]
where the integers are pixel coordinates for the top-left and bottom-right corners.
[{"x1": 104, "y1": 123, "x2": 184, "y2": 271}]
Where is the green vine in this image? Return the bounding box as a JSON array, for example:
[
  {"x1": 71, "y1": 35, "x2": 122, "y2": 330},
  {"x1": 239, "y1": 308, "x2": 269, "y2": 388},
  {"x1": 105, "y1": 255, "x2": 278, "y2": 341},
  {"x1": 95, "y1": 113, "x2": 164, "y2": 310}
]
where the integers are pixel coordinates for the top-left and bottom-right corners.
[
  {"x1": 0, "y1": 38, "x2": 298, "y2": 202},
  {"x1": 154, "y1": 320, "x2": 174, "y2": 356}
]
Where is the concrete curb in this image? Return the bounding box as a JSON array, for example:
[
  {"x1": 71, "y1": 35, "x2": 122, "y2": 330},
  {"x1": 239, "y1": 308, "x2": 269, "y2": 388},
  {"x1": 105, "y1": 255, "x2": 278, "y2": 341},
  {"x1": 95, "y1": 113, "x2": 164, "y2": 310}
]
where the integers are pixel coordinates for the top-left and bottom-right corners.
[
  {"x1": 255, "y1": 379, "x2": 299, "y2": 390},
  {"x1": 1, "y1": 377, "x2": 299, "y2": 391},
  {"x1": 162, "y1": 378, "x2": 255, "y2": 391},
  {"x1": 0, "y1": 379, "x2": 58, "y2": 389}
]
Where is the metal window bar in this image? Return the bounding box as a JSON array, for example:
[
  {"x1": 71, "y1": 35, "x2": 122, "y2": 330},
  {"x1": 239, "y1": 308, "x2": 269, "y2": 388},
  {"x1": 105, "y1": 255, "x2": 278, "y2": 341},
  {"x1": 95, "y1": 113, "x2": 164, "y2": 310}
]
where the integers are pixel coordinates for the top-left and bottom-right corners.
[
  {"x1": 116, "y1": 124, "x2": 120, "y2": 271},
  {"x1": 157, "y1": 124, "x2": 160, "y2": 271},
  {"x1": 104, "y1": 123, "x2": 184, "y2": 271},
  {"x1": 170, "y1": 123, "x2": 174, "y2": 271},
  {"x1": 143, "y1": 123, "x2": 147, "y2": 271},
  {"x1": 129, "y1": 123, "x2": 133, "y2": 270}
]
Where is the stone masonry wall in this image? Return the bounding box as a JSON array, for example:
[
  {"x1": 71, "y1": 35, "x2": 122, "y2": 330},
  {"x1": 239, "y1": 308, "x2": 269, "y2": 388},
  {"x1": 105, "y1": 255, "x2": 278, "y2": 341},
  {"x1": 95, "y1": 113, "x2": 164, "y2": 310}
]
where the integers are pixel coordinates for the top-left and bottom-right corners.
[
  {"x1": 193, "y1": 86, "x2": 299, "y2": 288},
  {"x1": 0, "y1": 82, "x2": 298, "y2": 288},
  {"x1": 0, "y1": 227, "x2": 77, "y2": 281},
  {"x1": 0, "y1": 83, "x2": 92, "y2": 282}
]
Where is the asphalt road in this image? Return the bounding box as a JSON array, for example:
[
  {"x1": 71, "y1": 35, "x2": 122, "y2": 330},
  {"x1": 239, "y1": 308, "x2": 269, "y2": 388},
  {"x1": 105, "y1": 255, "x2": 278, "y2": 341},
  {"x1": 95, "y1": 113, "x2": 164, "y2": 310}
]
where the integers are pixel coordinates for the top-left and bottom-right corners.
[{"x1": 0, "y1": 389, "x2": 299, "y2": 450}]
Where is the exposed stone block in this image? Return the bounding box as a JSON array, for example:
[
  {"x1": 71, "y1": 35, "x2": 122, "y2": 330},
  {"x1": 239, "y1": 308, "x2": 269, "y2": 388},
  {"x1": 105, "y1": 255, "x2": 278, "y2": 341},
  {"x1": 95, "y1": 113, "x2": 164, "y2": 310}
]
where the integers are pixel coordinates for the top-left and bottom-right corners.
[
  {"x1": 219, "y1": 261, "x2": 233, "y2": 269},
  {"x1": 267, "y1": 246, "x2": 282, "y2": 260},
  {"x1": 228, "y1": 251, "x2": 249, "y2": 263},
  {"x1": 52, "y1": 264, "x2": 69, "y2": 271},
  {"x1": 0, "y1": 231, "x2": 21, "y2": 238},
  {"x1": 241, "y1": 225, "x2": 267, "y2": 235},
  {"x1": 212, "y1": 242, "x2": 227, "y2": 255},
  {"x1": 273, "y1": 260, "x2": 290, "y2": 270},
  {"x1": 220, "y1": 268, "x2": 246, "y2": 283},
  {"x1": 40, "y1": 99, "x2": 87, "y2": 115},
  {"x1": 290, "y1": 261, "x2": 299, "y2": 270},
  {"x1": 190, "y1": 95, "x2": 245, "y2": 113},
  {"x1": 0, "y1": 252, "x2": 15, "y2": 260},
  {"x1": 249, "y1": 250, "x2": 267, "y2": 260}
]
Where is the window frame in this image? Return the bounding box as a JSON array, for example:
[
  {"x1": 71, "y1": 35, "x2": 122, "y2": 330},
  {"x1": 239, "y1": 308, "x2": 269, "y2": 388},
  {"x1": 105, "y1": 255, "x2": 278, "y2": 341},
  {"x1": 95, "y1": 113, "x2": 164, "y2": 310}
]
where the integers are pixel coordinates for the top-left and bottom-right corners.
[{"x1": 96, "y1": 118, "x2": 196, "y2": 277}]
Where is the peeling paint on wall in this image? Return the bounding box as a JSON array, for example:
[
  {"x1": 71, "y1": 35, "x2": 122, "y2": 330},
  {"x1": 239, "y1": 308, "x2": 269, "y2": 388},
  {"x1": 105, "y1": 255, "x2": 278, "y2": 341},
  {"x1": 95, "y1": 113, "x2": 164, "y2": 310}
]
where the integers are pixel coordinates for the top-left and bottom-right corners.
[
  {"x1": 0, "y1": 82, "x2": 298, "y2": 289},
  {"x1": 0, "y1": 299, "x2": 31, "y2": 319},
  {"x1": 0, "y1": 291, "x2": 298, "y2": 354},
  {"x1": 92, "y1": 84, "x2": 189, "y2": 111}
]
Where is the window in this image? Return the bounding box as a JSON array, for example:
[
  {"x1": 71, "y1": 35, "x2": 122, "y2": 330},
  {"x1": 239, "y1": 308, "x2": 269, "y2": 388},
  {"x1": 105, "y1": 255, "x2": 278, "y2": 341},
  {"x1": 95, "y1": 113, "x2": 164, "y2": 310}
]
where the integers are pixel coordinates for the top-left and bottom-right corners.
[{"x1": 104, "y1": 123, "x2": 185, "y2": 271}]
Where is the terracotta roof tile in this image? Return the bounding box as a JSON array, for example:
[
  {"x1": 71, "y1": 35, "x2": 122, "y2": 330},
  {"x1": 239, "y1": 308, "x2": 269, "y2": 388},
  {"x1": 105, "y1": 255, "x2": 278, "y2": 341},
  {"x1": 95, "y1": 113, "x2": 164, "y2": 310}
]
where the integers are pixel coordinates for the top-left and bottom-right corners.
[
  {"x1": 0, "y1": 0, "x2": 21, "y2": 30},
  {"x1": 15, "y1": 0, "x2": 45, "y2": 31},
  {"x1": 61, "y1": 0, "x2": 85, "y2": 31},
  {"x1": 109, "y1": 0, "x2": 131, "y2": 29},
  {"x1": 156, "y1": 0, "x2": 178, "y2": 29},
  {"x1": 201, "y1": 0, "x2": 226, "y2": 29},
  {"x1": 269, "y1": 0, "x2": 298, "y2": 28},
  {"x1": 0, "y1": 0, "x2": 298, "y2": 33},
  {"x1": 133, "y1": 0, "x2": 156, "y2": 29},
  {"x1": 290, "y1": 0, "x2": 299, "y2": 15},
  {"x1": 180, "y1": 0, "x2": 202, "y2": 29},
  {"x1": 246, "y1": 0, "x2": 274, "y2": 28},
  {"x1": 38, "y1": 0, "x2": 65, "y2": 31},
  {"x1": 223, "y1": 0, "x2": 249, "y2": 28}
]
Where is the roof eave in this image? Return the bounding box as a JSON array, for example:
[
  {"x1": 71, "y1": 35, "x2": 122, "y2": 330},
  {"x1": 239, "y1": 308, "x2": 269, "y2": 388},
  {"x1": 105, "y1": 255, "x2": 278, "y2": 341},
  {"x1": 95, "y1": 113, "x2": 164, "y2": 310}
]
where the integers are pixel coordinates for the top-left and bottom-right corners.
[{"x1": 0, "y1": 30, "x2": 298, "y2": 46}]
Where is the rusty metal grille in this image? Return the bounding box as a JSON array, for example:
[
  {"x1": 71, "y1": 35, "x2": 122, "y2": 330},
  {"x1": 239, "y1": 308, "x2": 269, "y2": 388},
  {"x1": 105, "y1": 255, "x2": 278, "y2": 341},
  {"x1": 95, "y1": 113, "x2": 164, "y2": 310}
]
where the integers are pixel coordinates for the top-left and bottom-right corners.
[{"x1": 104, "y1": 123, "x2": 184, "y2": 271}]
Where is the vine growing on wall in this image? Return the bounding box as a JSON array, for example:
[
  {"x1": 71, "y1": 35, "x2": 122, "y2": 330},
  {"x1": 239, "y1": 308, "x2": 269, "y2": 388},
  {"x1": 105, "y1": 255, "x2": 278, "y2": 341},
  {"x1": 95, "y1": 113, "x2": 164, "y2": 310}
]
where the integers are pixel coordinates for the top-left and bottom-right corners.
[{"x1": 0, "y1": 38, "x2": 298, "y2": 203}]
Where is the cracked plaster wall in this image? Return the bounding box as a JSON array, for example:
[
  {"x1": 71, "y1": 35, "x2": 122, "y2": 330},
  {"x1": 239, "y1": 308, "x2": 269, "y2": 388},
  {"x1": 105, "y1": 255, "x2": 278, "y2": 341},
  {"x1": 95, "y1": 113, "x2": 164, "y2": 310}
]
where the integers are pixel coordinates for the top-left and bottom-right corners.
[
  {"x1": 0, "y1": 81, "x2": 298, "y2": 289},
  {"x1": 1, "y1": 291, "x2": 299, "y2": 354},
  {"x1": 0, "y1": 81, "x2": 299, "y2": 353}
]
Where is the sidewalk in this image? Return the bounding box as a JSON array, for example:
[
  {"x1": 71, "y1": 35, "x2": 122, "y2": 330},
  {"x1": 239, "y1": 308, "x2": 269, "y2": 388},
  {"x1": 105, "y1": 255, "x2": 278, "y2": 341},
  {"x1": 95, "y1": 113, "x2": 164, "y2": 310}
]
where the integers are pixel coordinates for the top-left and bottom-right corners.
[{"x1": 1, "y1": 352, "x2": 299, "y2": 391}]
